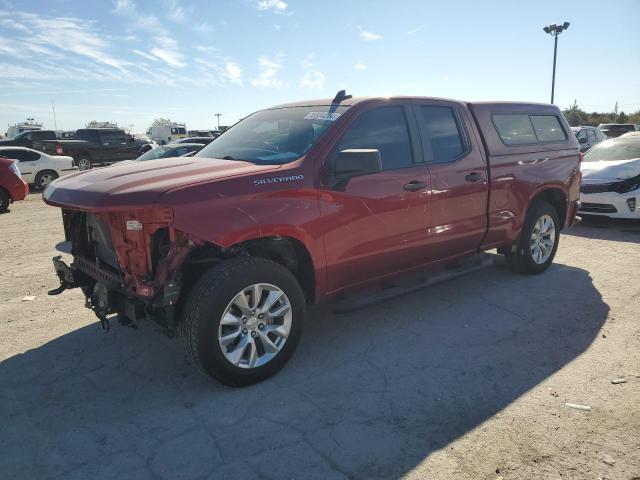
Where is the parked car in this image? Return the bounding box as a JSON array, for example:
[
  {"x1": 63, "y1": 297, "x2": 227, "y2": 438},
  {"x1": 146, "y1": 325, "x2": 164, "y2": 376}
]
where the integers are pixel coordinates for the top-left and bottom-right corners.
[
  {"x1": 0, "y1": 129, "x2": 58, "y2": 148},
  {"x1": 579, "y1": 136, "x2": 640, "y2": 219},
  {"x1": 169, "y1": 136, "x2": 216, "y2": 146},
  {"x1": 0, "y1": 156, "x2": 29, "y2": 212},
  {"x1": 0, "y1": 147, "x2": 77, "y2": 189},
  {"x1": 38, "y1": 128, "x2": 151, "y2": 170},
  {"x1": 43, "y1": 93, "x2": 580, "y2": 386},
  {"x1": 187, "y1": 130, "x2": 214, "y2": 137},
  {"x1": 571, "y1": 126, "x2": 606, "y2": 152},
  {"x1": 597, "y1": 123, "x2": 638, "y2": 138},
  {"x1": 147, "y1": 124, "x2": 187, "y2": 145},
  {"x1": 619, "y1": 131, "x2": 640, "y2": 139},
  {"x1": 112, "y1": 143, "x2": 205, "y2": 166}
]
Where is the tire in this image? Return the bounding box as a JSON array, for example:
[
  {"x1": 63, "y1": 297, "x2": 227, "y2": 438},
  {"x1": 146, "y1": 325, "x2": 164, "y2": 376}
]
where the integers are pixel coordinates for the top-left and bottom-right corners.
[
  {"x1": 0, "y1": 188, "x2": 10, "y2": 213},
  {"x1": 179, "y1": 257, "x2": 305, "y2": 387},
  {"x1": 35, "y1": 170, "x2": 58, "y2": 190},
  {"x1": 76, "y1": 156, "x2": 92, "y2": 171},
  {"x1": 504, "y1": 200, "x2": 560, "y2": 275}
]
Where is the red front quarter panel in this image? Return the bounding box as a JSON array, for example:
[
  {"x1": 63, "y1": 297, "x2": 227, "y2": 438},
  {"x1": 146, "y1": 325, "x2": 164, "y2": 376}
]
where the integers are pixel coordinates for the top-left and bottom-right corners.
[
  {"x1": 0, "y1": 158, "x2": 29, "y2": 202},
  {"x1": 161, "y1": 159, "x2": 329, "y2": 299}
]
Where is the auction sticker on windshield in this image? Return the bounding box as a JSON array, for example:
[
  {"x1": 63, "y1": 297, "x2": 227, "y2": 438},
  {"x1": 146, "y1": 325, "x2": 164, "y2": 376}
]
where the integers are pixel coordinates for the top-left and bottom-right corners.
[{"x1": 304, "y1": 112, "x2": 342, "y2": 121}]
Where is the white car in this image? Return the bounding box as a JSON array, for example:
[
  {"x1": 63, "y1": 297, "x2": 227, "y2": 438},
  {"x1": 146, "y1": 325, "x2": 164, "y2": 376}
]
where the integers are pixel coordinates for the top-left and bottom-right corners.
[
  {"x1": 0, "y1": 147, "x2": 78, "y2": 190},
  {"x1": 579, "y1": 136, "x2": 640, "y2": 219}
]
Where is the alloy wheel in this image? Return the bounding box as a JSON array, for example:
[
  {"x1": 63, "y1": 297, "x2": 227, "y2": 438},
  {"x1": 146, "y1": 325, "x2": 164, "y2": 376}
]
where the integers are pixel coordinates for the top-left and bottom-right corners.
[
  {"x1": 530, "y1": 214, "x2": 556, "y2": 264},
  {"x1": 218, "y1": 283, "x2": 292, "y2": 369}
]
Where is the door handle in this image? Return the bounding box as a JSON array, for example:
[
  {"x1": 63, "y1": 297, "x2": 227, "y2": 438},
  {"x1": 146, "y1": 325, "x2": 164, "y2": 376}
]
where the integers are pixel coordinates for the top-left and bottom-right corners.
[
  {"x1": 464, "y1": 172, "x2": 484, "y2": 182},
  {"x1": 403, "y1": 181, "x2": 427, "y2": 192}
]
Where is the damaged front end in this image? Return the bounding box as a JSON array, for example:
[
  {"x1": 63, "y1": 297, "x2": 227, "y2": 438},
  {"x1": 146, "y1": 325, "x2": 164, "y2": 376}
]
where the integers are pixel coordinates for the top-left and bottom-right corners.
[{"x1": 49, "y1": 207, "x2": 193, "y2": 332}]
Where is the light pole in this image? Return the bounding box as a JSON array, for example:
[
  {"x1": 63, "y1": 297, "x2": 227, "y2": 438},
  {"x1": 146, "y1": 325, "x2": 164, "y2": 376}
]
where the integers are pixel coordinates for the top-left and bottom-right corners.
[
  {"x1": 214, "y1": 113, "x2": 222, "y2": 130},
  {"x1": 543, "y1": 22, "x2": 570, "y2": 104}
]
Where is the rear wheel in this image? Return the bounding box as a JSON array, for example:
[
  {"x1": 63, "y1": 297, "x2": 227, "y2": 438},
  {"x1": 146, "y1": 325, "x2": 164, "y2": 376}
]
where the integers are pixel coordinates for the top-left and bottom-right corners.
[
  {"x1": 35, "y1": 170, "x2": 58, "y2": 190},
  {"x1": 179, "y1": 257, "x2": 305, "y2": 387},
  {"x1": 504, "y1": 200, "x2": 560, "y2": 274},
  {"x1": 0, "y1": 188, "x2": 10, "y2": 212},
  {"x1": 76, "y1": 157, "x2": 92, "y2": 171}
]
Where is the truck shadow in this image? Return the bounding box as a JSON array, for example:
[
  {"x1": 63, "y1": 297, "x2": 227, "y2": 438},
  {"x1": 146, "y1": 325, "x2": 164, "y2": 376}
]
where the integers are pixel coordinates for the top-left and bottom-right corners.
[
  {"x1": 564, "y1": 216, "x2": 640, "y2": 243},
  {"x1": 0, "y1": 262, "x2": 607, "y2": 479}
]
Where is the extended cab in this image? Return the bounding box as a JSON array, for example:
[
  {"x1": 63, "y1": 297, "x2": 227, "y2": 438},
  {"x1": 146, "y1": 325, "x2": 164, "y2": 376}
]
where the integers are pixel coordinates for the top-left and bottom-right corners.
[
  {"x1": 39, "y1": 128, "x2": 148, "y2": 170},
  {"x1": 43, "y1": 94, "x2": 581, "y2": 386},
  {"x1": 0, "y1": 129, "x2": 58, "y2": 149}
]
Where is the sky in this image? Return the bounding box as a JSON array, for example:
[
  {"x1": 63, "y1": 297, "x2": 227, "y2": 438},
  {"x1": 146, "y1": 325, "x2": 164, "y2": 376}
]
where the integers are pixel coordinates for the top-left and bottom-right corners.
[{"x1": 1, "y1": 0, "x2": 639, "y2": 133}]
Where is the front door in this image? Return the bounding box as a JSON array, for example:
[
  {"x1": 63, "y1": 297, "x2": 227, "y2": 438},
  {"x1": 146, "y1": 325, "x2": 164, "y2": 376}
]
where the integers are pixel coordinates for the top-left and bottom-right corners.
[
  {"x1": 321, "y1": 103, "x2": 430, "y2": 293},
  {"x1": 411, "y1": 101, "x2": 489, "y2": 261}
]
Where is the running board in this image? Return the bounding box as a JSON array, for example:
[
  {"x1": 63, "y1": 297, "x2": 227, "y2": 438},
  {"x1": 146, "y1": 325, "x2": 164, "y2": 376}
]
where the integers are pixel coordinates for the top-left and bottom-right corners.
[{"x1": 332, "y1": 253, "x2": 499, "y2": 313}]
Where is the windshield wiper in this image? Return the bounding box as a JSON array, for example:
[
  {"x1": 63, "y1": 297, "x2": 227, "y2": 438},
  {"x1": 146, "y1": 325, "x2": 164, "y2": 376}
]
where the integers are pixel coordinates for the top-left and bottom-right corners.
[{"x1": 221, "y1": 155, "x2": 236, "y2": 160}]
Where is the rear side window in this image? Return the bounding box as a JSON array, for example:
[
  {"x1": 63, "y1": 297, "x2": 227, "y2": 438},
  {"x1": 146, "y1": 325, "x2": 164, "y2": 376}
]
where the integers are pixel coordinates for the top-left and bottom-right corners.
[
  {"x1": 493, "y1": 114, "x2": 566, "y2": 145},
  {"x1": 493, "y1": 114, "x2": 537, "y2": 145},
  {"x1": 587, "y1": 129, "x2": 597, "y2": 142},
  {"x1": 530, "y1": 115, "x2": 567, "y2": 142},
  {"x1": 336, "y1": 106, "x2": 413, "y2": 170},
  {"x1": 417, "y1": 106, "x2": 465, "y2": 161}
]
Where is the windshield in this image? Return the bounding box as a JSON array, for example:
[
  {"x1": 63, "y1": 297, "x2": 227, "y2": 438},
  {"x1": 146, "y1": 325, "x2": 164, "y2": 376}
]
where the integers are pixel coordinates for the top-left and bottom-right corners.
[
  {"x1": 584, "y1": 140, "x2": 640, "y2": 162},
  {"x1": 196, "y1": 105, "x2": 348, "y2": 164},
  {"x1": 137, "y1": 146, "x2": 172, "y2": 161}
]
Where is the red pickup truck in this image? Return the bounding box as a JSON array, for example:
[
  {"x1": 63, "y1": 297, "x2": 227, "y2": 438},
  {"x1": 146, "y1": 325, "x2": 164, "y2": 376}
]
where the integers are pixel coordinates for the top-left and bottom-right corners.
[{"x1": 44, "y1": 93, "x2": 581, "y2": 386}]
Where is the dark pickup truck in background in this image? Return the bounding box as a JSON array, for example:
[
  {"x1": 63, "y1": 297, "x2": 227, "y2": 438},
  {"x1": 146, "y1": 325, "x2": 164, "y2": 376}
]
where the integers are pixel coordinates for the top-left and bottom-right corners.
[
  {"x1": 44, "y1": 94, "x2": 581, "y2": 386},
  {"x1": 0, "y1": 128, "x2": 150, "y2": 170}
]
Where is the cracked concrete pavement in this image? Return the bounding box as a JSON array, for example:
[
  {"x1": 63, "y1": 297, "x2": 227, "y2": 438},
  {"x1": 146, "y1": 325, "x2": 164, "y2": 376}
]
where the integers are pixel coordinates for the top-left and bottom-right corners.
[{"x1": 1, "y1": 193, "x2": 639, "y2": 479}]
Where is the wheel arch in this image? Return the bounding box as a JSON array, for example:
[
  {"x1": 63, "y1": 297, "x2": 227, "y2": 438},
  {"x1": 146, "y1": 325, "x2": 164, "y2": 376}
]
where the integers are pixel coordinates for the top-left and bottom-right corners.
[
  {"x1": 528, "y1": 187, "x2": 568, "y2": 229},
  {"x1": 180, "y1": 235, "x2": 317, "y2": 304}
]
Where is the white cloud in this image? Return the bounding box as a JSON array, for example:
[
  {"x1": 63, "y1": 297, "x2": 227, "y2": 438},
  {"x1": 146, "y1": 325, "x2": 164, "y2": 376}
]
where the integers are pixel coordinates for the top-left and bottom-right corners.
[
  {"x1": 441, "y1": 75, "x2": 452, "y2": 81},
  {"x1": 225, "y1": 62, "x2": 242, "y2": 85},
  {"x1": 257, "y1": 0, "x2": 288, "y2": 12},
  {"x1": 113, "y1": 0, "x2": 136, "y2": 14},
  {"x1": 251, "y1": 54, "x2": 285, "y2": 88},
  {"x1": 195, "y1": 45, "x2": 219, "y2": 53},
  {"x1": 194, "y1": 22, "x2": 213, "y2": 33},
  {"x1": 166, "y1": 0, "x2": 187, "y2": 23},
  {"x1": 132, "y1": 49, "x2": 158, "y2": 61},
  {"x1": 0, "y1": 12, "x2": 130, "y2": 70},
  {"x1": 273, "y1": 24, "x2": 281, "y2": 30},
  {"x1": 358, "y1": 26, "x2": 383, "y2": 41},
  {"x1": 354, "y1": 62, "x2": 367, "y2": 71},
  {"x1": 300, "y1": 55, "x2": 325, "y2": 89},
  {"x1": 407, "y1": 25, "x2": 423, "y2": 35},
  {"x1": 150, "y1": 36, "x2": 185, "y2": 67}
]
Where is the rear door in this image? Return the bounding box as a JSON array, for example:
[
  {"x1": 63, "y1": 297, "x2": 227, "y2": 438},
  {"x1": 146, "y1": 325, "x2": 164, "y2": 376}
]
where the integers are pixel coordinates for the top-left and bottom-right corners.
[
  {"x1": 411, "y1": 101, "x2": 489, "y2": 260},
  {"x1": 322, "y1": 102, "x2": 430, "y2": 292},
  {"x1": 8, "y1": 149, "x2": 40, "y2": 184}
]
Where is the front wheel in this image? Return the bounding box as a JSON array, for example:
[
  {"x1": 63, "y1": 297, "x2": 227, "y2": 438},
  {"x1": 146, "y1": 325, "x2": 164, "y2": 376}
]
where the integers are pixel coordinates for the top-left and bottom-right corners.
[
  {"x1": 504, "y1": 200, "x2": 560, "y2": 274},
  {"x1": 179, "y1": 257, "x2": 305, "y2": 387}
]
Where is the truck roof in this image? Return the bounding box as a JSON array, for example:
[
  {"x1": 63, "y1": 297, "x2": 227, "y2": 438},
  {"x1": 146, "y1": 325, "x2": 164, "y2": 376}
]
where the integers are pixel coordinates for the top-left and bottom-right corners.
[{"x1": 268, "y1": 96, "x2": 555, "y2": 111}]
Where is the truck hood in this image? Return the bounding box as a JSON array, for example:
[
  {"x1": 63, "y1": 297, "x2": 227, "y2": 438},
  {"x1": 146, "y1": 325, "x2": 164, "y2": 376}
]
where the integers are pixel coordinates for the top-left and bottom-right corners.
[
  {"x1": 43, "y1": 156, "x2": 281, "y2": 210},
  {"x1": 580, "y1": 158, "x2": 640, "y2": 182}
]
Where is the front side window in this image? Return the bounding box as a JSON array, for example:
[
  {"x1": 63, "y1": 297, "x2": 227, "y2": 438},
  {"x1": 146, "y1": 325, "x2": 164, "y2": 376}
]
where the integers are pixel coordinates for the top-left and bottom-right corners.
[
  {"x1": 493, "y1": 114, "x2": 537, "y2": 145},
  {"x1": 197, "y1": 105, "x2": 348, "y2": 164},
  {"x1": 334, "y1": 106, "x2": 413, "y2": 170},
  {"x1": 530, "y1": 115, "x2": 567, "y2": 142},
  {"x1": 417, "y1": 106, "x2": 465, "y2": 161},
  {"x1": 575, "y1": 129, "x2": 587, "y2": 140}
]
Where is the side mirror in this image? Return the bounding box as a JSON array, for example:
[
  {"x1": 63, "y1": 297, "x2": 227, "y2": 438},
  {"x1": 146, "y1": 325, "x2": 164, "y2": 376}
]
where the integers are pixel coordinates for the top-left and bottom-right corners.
[
  {"x1": 578, "y1": 137, "x2": 587, "y2": 144},
  {"x1": 333, "y1": 149, "x2": 382, "y2": 177}
]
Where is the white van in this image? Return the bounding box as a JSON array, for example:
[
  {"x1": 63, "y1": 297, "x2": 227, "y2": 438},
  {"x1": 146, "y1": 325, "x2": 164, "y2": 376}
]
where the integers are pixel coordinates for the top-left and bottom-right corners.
[{"x1": 147, "y1": 124, "x2": 187, "y2": 145}]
